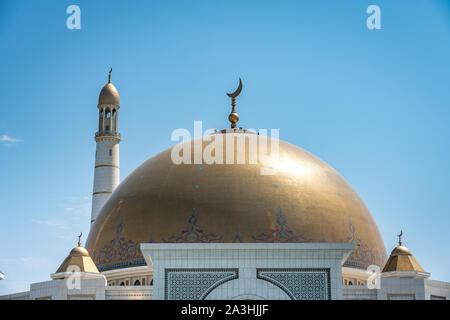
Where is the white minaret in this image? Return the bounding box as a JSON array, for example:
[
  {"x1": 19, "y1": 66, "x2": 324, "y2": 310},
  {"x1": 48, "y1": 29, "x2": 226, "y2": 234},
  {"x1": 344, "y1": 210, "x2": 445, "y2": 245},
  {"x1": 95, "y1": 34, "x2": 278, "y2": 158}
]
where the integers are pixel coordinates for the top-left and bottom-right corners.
[{"x1": 91, "y1": 68, "x2": 121, "y2": 226}]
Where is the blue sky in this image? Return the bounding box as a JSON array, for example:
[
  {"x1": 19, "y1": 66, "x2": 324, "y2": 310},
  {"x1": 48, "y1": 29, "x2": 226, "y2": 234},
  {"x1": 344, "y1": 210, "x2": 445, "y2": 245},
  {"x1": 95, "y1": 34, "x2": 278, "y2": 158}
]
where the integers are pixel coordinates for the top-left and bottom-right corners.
[{"x1": 0, "y1": 0, "x2": 449, "y2": 294}]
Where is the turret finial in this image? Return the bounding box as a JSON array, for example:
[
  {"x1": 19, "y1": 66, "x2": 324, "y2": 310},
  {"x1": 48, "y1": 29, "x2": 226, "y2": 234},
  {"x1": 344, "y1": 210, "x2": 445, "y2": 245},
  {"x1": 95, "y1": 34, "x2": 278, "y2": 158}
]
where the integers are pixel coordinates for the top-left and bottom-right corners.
[
  {"x1": 78, "y1": 232, "x2": 83, "y2": 247},
  {"x1": 397, "y1": 230, "x2": 403, "y2": 246},
  {"x1": 226, "y1": 78, "x2": 243, "y2": 129},
  {"x1": 108, "y1": 67, "x2": 112, "y2": 83}
]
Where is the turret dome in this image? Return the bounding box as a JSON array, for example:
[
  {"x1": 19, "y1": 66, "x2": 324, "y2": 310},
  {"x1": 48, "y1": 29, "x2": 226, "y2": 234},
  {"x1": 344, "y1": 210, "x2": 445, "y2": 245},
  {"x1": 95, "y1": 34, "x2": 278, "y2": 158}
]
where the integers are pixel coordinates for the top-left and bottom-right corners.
[{"x1": 98, "y1": 83, "x2": 120, "y2": 107}]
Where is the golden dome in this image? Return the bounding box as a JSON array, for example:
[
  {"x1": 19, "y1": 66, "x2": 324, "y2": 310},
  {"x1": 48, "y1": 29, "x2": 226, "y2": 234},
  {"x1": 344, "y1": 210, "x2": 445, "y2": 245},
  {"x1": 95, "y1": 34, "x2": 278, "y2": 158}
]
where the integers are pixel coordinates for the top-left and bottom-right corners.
[
  {"x1": 69, "y1": 246, "x2": 90, "y2": 257},
  {"x1": 98, "y1": 83, "x2": 120, "y2": 107},
  {"x1": 86, "y1": 132, "x2": 387, "y2": 271},
  {"x1": 382, "y1": 245, "x2": 424, "y2": 273},
  {"x1": 55, "y1": 246, "x2": 99, "y2": 274},
  {"x1": 391, "y1": 245, "x2": 411, "y2": 255}
]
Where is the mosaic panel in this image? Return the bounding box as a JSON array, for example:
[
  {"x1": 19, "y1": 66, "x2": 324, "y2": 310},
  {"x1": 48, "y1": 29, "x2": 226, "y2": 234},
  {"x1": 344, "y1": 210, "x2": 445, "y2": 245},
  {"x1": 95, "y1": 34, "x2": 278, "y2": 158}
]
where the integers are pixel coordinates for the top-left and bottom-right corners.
[
  {"x1": 257, "y1": 268, "x2": 331, "y2": 300},
  {"x1": 165, "y1": 269, "x2": 238, "y2": 300}
]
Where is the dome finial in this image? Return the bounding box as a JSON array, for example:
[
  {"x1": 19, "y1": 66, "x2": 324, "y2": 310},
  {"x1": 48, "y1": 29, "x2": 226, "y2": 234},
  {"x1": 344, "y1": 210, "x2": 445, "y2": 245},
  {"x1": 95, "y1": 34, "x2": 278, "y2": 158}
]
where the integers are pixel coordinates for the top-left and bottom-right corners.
[
  {"x1": 226, "y1": 78, "x2": 243, "y2": 128},
  {"x1": 77, "y1": 232, "x2": 83, "y2": 247},
  {"x1": 397, "y1": 230, "x2": 403, "y2": 246},
  {"x1": 108, "y1": 67, "x2": 112, "y2": 83}
]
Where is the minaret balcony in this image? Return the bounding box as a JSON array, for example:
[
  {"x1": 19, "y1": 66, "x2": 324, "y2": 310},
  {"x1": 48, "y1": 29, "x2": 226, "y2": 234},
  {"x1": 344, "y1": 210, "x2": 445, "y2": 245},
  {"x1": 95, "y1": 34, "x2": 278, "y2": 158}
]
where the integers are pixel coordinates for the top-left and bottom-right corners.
[{"x1": 95, "y1": 131, "x2": 121, "y2": 138}]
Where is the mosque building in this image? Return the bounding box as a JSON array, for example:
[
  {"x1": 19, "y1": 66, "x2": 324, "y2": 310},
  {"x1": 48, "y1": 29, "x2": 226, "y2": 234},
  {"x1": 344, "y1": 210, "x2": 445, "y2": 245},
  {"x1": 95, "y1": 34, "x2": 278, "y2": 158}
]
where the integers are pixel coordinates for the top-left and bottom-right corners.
[{"x1": 1, "y1": 72, "x2": 449, "y2": 300}]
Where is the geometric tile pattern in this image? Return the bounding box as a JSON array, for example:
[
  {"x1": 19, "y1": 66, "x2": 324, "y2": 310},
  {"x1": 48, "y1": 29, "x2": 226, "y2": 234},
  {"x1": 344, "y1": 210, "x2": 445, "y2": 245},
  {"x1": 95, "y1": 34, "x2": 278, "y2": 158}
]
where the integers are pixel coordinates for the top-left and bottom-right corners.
[
  {"x1": 257, "y1": 268, "x2": 331, "y2": 300},
  {"x1": 165, "y1": 269, "x2": 239, "y2": 300}
]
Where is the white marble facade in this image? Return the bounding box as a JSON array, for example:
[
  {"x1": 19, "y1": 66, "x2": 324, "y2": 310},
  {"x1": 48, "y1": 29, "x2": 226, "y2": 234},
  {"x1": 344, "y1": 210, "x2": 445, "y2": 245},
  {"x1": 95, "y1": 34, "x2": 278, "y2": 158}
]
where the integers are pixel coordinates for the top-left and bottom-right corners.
[
  {"x1": 377, "y1": 276, "x2": 450, "y2": 300},
  {"x1": 29, "y1": 277, "x2": 106, "y2": 300},
  {"x1": 2, "y1": 242, "x2": 450, "y2": 300},
  {"x1": 141, "y1": 242, "x2": 354, "y2": 300}
]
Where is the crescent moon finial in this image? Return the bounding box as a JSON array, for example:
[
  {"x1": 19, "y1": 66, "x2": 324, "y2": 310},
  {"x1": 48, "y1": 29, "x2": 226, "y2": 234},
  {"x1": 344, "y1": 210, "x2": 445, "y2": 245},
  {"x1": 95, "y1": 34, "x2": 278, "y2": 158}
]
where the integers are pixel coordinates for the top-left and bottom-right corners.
[
  {"x1": 397, "y1": 230, "x2": 403, "y2": 246},
  {"x1": 227, "y1": 78, "x2": 243, "y2": 128},
  {"x1": 78, "y1": 232, "x2": 83, "y2": 247},
  {"x1": 227, "y1": 78, "x2": 243, "y2": 98},
  {"x1": 108, "y1": 67, "x2": 112, "y2": 83}
]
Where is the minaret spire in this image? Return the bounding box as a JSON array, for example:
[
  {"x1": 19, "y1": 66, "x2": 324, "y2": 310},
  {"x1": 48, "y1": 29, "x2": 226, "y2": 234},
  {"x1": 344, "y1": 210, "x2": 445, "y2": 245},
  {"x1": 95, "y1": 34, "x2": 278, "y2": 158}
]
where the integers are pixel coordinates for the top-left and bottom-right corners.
[
  {"x1": 91, "y1": 71, "x2": 121, "y2": 227},
  {"x1": 226, "y1": 78, "x2": 243, "y2": 128}
]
